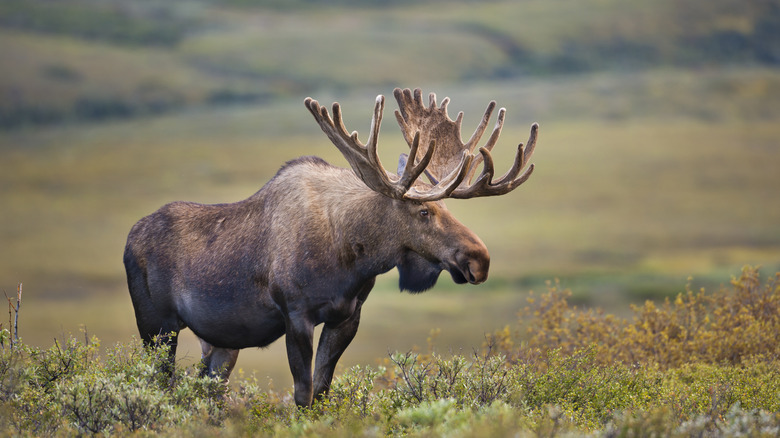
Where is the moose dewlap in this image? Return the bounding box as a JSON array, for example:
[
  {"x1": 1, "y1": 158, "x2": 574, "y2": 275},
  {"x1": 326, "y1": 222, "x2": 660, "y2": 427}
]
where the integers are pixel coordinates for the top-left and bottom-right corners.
[{"x1": 124, "y1": 88, "x2": 539, "y2": 407}]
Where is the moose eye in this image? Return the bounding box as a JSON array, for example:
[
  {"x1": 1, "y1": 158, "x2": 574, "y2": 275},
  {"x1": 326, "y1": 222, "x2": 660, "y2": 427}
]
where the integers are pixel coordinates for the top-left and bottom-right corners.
[{"x1": 419, "y1": 209, "x2": 429, "y2": 218}]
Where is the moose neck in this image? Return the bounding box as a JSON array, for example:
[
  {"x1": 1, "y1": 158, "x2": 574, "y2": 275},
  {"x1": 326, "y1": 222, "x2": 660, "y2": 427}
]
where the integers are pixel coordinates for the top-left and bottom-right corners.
[{"x1": 323, "y1": 171, "x2": 408, "y2": 279}]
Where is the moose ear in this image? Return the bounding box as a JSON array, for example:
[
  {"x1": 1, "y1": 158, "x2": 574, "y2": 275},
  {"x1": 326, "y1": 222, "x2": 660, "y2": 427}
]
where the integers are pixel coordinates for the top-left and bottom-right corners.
[
  {"x1": 398, "y1": 152, "x2": 440, "y2": 187},
  {"x1": 397, "y1": 153, "x2": 409, "y2": 176}
]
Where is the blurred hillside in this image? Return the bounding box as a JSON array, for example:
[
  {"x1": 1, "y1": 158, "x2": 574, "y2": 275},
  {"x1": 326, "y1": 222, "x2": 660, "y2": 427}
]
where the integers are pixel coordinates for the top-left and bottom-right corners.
[{"x1": 1, "y1": 0, "x2": 778, "y2": 128}]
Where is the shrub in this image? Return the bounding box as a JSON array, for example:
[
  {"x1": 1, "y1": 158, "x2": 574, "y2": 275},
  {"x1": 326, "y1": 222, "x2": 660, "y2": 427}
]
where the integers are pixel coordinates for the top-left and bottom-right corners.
[
  {"x1": 0, "y1": 335, "x2": 230, "y2": 435},
  {"x1": 493, "y1": 266, "x2": 780, "y2": 369},
  {"x1": 2, "y1": 266, "x2": 779, "y2": 436}
]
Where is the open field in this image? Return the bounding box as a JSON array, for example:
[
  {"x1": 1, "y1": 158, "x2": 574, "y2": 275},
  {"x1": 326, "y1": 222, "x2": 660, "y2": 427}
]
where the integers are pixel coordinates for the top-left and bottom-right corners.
[
  {"x1": 1, "y1": 0, "x2": 780, "y2": 390},
  {"x1": 3, "y1": 69, "x2": 780, "y2": 387}
]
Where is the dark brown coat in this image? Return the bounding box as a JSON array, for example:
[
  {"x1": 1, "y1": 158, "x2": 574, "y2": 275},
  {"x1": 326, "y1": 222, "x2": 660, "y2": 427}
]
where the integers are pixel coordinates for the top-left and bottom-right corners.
[
  {"x1": 124, "y1": 156, "x2": 489, "y2": 406},
  {"x1": 125, "y1": 88, "x2": 538, "y2": 407}
]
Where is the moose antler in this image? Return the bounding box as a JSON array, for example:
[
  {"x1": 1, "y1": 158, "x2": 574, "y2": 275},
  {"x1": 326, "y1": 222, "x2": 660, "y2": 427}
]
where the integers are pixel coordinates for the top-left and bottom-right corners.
[
  {"x1": 304, "y1": 95, "x2": 472, "y2": 201},
  {"x1": 393, "y1": 88, "x2": 538, "y2": 199}
]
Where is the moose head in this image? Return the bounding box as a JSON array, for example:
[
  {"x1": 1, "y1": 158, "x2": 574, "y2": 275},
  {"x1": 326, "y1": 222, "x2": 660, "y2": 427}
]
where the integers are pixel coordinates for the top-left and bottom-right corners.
[
  {"x1": 124, "y1": 88, "x2": 539, "y2": 407},
  {"x1": 304, "y1": 88, "x2": 538, "y2": 291}
]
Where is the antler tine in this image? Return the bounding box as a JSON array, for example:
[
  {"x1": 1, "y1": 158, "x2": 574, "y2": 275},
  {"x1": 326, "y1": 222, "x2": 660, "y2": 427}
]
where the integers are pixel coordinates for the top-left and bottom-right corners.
[
  {"x1": 437, "y1": 95, "x2": 466, "y2": 138},
  {"x1": 494, "y1": 122, "x2": 538, "y2": 185},
  {"x1": 405, "y1": 151, "x2": 473, "y2": 202},
  {"x1": 364, "y1": 96, "x2": 389, "y2": 176},
  {"x1": 393, "y1": 88, "x2": 417, "y2": 146},
  {"x1": 521, "y1": 121, "x2": 538, "y2": 165},
  {"x1": 367, "y1": 97, "x2": 399, "y2": 192},
  {"x1": 462, "y1": 100, "x2": 497, "y2": 154},
  {"x1": 451, "y1": 123, "x2": 539, "y2": 199},
  {"x1": 463, "y1": 106, "x2": 505, "y2": 184}
]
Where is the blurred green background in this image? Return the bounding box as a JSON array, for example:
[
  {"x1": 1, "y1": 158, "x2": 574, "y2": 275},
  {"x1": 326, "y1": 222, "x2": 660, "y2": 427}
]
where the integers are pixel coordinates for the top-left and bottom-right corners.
[{"x1": 1, "y1": 0, "x2": 779, "y2": 389}]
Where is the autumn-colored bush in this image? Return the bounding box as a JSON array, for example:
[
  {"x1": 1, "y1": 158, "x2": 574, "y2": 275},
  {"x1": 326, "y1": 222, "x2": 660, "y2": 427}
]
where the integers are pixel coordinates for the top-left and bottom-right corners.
[{"x1": 489, "y1": 265, "x2": 780, "y2": 368}]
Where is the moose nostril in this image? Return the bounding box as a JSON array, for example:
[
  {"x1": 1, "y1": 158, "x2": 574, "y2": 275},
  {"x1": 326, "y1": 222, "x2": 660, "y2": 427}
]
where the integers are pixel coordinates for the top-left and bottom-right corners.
[
  {"x1": 465, "y1": 265, "x2": 475, "y2": 283},
  {"x1": 464, "y1": 260, "x2": 484, "y2": 284}
]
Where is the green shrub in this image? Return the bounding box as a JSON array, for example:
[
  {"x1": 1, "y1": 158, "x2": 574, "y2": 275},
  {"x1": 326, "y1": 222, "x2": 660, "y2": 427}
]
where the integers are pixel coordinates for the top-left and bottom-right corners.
[{"x1": 0, "y1": 335, "x2": 230, "y2": 435}]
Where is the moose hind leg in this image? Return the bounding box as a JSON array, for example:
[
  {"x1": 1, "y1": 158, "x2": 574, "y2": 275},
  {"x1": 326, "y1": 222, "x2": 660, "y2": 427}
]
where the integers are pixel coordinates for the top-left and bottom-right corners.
[
  {"x1": 133, "y1": 306, "x2": 182, "y2": 377},
  {"x1": 126, "y1": 259, "x2": 182, "y2": 375},
  {"x1": 198, "y1": 338, "x2": 240, "y2": 381},
  {"x1": 139, "y1": 325, "x2": 180, "y2": 377},
  {"x1": 133, "y1": 299, "x2": 184, "y2": 376}
]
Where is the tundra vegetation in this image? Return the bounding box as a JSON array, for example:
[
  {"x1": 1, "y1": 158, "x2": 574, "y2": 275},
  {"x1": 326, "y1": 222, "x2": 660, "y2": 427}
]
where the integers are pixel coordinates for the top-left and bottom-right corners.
[{"x1": 1, "y1": 266, "x2": 779, "y2": 436}]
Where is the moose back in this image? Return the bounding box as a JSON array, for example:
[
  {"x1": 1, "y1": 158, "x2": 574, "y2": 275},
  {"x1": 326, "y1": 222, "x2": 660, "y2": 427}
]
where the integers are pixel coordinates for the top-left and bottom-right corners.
[{"x1": 124, "y1": 88, "x2": 539, "y2": 407}]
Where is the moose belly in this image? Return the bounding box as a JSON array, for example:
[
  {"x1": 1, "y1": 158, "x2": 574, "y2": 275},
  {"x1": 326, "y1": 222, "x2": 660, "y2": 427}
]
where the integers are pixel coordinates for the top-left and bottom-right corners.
[{"x1": 175, "y1": 290, "x2": 286, "y2": 349}]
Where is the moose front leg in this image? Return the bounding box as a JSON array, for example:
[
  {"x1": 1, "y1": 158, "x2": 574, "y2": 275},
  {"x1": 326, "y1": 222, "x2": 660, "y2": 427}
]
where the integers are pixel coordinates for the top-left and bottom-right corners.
[
  {"x1": 198, "y1": 338, "x2": 240, "y2": 380},
  {"x1": 312, "y1": 284, "x2": 371, "y2": 403},
  {"x1": 285, "y1": 315, "x2": 315, "y2": 407},
  {"x1": 312, "y1": 307, "x2": 363, "y2": 403}
]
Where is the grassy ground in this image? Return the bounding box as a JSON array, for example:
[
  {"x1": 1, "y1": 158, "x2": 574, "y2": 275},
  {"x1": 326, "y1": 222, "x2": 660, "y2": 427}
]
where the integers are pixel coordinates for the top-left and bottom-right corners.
[
  {"x1": 3, "y1": 267, "x2": 779, "y2": 436},
  {"x1": 1, "y1": 0, "x2": 779, "y2": 391}
]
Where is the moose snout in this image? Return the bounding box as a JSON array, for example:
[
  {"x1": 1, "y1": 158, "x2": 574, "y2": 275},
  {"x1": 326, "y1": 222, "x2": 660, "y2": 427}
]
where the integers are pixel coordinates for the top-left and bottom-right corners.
[{"x1": 454, "y1": 247, "x2": 490, "y2": 285}]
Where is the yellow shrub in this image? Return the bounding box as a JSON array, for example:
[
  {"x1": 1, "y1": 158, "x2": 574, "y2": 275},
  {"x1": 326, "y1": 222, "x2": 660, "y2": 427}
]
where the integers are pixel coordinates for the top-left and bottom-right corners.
[{"x1": 493, "y1": 266, "x2": 780, "y2": 368}]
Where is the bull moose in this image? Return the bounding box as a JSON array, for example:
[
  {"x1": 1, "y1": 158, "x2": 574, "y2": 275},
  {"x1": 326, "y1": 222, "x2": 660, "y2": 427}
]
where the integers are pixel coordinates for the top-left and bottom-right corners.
[{"x1": 123, "y1": 88, "x2": 539, "y2": 407}]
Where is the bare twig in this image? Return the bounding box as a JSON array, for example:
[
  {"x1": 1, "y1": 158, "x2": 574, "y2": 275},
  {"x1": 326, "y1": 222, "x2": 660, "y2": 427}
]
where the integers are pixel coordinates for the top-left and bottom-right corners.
[
  {"x1": 5, "y1": 290, "x2": 10, "y2": 333},
  {"x1": 4, "y1": 283, "x2": 22, "y2": 349},
  {"x1": 14, "y1": 283, "x2": 21, "y2": 346},
  {"x1": 81, "y1": 325, "x2": 90, "y2": 346},
  {"x1": 4, "y1": 290, "x2": 12, "y2": 350}
]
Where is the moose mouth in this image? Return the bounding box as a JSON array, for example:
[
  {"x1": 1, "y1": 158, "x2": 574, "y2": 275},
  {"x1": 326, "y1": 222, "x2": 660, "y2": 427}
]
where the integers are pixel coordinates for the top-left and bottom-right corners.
[
  {"x1": 447, "y1": 260, "x2": 485, "y2": 285},
  {"x1": 449, "y1": 268, "x2": 469, "y2": 285},
  {"x1": 398, "y1": 251, "x2": 486, "y2": 293}
]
